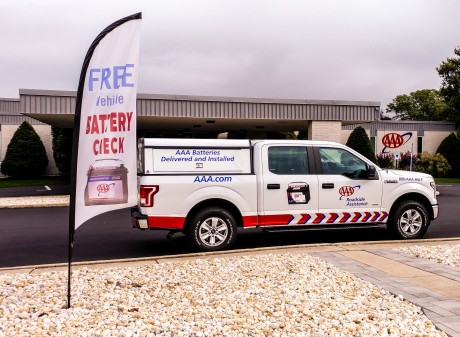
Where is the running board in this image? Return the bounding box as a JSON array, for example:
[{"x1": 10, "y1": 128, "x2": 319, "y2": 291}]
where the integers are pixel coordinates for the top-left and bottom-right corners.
[{"x1": 262, "y1": 224, "x2": 380, "y2": 233}]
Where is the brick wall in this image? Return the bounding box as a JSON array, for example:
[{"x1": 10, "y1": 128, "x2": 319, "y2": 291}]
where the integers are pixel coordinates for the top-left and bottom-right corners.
[
  {"x1": 308, "y1": 121, "x2": 342, "y2": 142},
  {"x1": 423, "y1": 131, "x2": 453, "y2": 153},
  {"x1": 341, "y1": 130, "x2": 353, "y2": 145}
]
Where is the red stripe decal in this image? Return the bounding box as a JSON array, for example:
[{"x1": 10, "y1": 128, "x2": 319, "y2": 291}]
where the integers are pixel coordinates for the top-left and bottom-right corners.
[
  {"x1": 362, "y1": 212, "x2": 372, "y2": 222},
  {"x1": 371, "y1": 212, "x2": 380, "y2": 222},
  {"x1": 242, "y1": 215, "x2": 259, "y2": 227},
  {"x1": 259, "y1": 214, "x2": 294, "y2": 226},
  {"x1": 340, "y1": 212, "x2": 351, "y2": 223},
  {"x1": 148, "y1": 216, "x2": 185, "y2": 229},
  {"x1": 298, "y1": 214, "x2": 311, "y2": 224},
  {"x1": 327, "y1": 213, "x2": 339, "y2": 223},
  {"x1": 378, "y1": 212, "x2": 388, "y2": 222},
  {"x1": 351, "y1": 212, "x2": 362, "y2": 222},
  {"x1": 313, "y1": 213, "x2": 326, "y2": 224}
]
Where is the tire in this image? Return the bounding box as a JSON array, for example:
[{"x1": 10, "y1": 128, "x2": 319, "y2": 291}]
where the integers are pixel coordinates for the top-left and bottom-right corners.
[
  {"x1": 187, "y1": 207, "x2": 237, "y2": 251},
  {"x1": 388, "y1": 201, "x2": 429, "y2": 239}
]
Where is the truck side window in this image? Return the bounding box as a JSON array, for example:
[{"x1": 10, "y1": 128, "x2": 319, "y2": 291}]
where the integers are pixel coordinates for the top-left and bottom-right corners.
[
  {"x1": 319, "y1": 148, "x2": 367, "y2": 178},
  {"x1": 268, "y1": 146, "x2": 309, "y2": 175}
]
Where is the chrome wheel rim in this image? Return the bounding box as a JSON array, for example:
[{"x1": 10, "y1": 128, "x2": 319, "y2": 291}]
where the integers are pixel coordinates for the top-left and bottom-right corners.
[
  {"x1": 199, "y1": 217, "x2": 229, "y2": 247},
  {"x1": 400, "y1": 209, "x2": 423, "y2": 235}
]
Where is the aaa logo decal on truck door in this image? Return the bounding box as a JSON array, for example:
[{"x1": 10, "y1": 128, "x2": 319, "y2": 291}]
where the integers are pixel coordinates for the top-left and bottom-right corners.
[
  {"x1": 381, "y1": 132, "x2": 412, "y2": 153},
  {"x1": 339, "y1": 185, "x2": 360, "y2": 200}
]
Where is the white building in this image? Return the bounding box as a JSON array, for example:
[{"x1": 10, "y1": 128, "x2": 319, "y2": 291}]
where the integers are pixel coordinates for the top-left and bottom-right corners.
[{"x1": 0, "y1": 89, "x2": 456, "y2": 175}]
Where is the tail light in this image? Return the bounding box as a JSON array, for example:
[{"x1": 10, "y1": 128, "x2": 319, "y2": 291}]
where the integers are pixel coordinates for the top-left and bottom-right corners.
[{"x1": 139, "y1": 185, "x2": 159, "y2": 207}]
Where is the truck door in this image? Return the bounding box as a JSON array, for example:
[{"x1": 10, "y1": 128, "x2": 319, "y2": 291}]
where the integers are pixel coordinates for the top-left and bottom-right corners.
[
  {"x1": 259, "y1": 145, "x2": 319, "y2": 227},
  {"x1": 316, "y1": 147, "x2": 384, "y2": 224}
]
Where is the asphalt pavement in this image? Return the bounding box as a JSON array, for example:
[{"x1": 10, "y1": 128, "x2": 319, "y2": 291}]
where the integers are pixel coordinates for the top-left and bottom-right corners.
[
  {"x1": 0, "y1": 184, "x2": 458, "y2": 268},
  {"x1": 0, "y1": 184, "x2": 69, "y2": 198}
]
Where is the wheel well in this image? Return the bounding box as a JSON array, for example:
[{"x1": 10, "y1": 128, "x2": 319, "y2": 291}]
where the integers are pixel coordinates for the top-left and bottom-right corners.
[
  {"x1": 389, "y1": 193, "x2": 434, "y2": 220},
  {"x1": 184, "y1": 199, "x2": 243, "y2": 232}
]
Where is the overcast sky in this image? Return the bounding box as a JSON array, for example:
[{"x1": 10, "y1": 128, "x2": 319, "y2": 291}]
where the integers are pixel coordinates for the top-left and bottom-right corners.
[{"x1": 1, "y1": 0, "x2": 459, "y2": 109}]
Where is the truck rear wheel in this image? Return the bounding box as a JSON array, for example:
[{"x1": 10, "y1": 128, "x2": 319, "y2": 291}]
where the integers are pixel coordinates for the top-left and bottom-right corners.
[
  {"x1": 388, "y1": 201, "x2": 429, "y2": 239},
  {"x1": 187, "y1": 207, "x2": 237, "y2": 251}
]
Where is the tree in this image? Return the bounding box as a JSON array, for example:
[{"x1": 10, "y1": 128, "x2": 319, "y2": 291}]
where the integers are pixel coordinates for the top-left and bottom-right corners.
[
  {"x1": 437, "y1": 47, "x2": 460, "y2": 127},
  {"x1": 379, "y1": 109, "x2": 392, "y2": 120},
  {"x1": 346, "y1": 126, "x2": 377, "y2": 164},
  {"x1": 437, "y1": 132, "x2": 460, "y2": 177},
  {"x1": 1, "y1": 121, "x2": 48, "y2": 178},
  {"x1": 51, "y1": 126, "x2": 73, "y2": 176},
  {"x1": 413, "y1": 152, "x2": 451, "y2": 178},
  {"x1": 386, "y1": 89, "x2": 448, "y2": 121}
]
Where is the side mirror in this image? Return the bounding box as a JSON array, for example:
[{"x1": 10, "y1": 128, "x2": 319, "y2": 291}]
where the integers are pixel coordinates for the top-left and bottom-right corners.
[{"x1": 367, "y1": 165, "x2": 377, "y2": 179}]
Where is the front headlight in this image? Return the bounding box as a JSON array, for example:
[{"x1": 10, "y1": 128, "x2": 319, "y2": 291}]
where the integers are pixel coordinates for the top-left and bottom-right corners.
[{"x1": 430, "y1": 181, "x2": 437, "y2": 198}]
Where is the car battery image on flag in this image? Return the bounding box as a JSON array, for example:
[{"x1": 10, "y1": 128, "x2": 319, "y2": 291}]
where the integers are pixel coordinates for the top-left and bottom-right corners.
[
  {"x1": 287, "y1": 182, "x2": 310, "y2": 204},
  {"x1": 84, "y1": 159, "x2": 128, "y2": 206}
]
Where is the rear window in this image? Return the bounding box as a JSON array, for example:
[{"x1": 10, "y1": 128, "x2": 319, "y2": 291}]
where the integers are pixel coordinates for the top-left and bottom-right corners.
[{"x1": 268, "y1": 146, "x2": 309, "y2": 175}]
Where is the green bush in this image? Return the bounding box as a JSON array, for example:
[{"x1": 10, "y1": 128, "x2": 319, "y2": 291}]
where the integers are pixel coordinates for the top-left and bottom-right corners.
[
  {"x1": 413, "y1": 152, "x2": 451, "y2": 178},
  {"x1": 436, "y1": 132, "x2": 460, "y2": 177},
  {"x1": 346, "y1": 126, "x2": 377, "y2": 164},
  {"x1": 376, "y1": 153, "x2": 395, "y2": 169},
  {"x1": 398, "y1": 151, "x2": 415, "y2": 170},
  {"x1": 51, "y1": 126, "x2": 73, "y2": 176},
  {"x1": 1, "y1": 121, "x2": 49, "y2": 178}
]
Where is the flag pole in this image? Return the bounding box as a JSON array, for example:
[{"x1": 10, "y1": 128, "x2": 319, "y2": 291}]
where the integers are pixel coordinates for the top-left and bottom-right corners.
[
  {"x1": 410, "y1": 143, "x2": 414, "y2": 171},
  {"x1": 67, "y1": 12, "x2": 142, "y2": 309}
]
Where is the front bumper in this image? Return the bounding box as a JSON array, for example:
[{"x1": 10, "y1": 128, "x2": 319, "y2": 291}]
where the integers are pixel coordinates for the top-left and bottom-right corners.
[
  {"x1": 432, "y1": 204, "x2": 439, "y2": 220},
  {"x1": 131, "y1": 207, "x2": 149, "y2": 229}
]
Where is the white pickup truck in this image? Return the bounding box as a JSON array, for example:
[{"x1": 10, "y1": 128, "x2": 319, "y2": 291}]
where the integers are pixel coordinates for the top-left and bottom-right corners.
[{"x1": 131, "y1": 138, "x2": 439, "y2": 251}]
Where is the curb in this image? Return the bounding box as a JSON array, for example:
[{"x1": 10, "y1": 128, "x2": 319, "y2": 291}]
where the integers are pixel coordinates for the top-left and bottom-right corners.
[
  {"x1": 0, "y1": 195, "x2": 70, "y2": 208},
  {"x1": 2, "y1": 237, "x2": 460, "y2": 274}
]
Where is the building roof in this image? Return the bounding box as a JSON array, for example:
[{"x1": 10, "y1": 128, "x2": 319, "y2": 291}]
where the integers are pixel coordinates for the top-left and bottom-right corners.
[{"x1": 11, "y1": 89, "x2": 381, "y2": 131}]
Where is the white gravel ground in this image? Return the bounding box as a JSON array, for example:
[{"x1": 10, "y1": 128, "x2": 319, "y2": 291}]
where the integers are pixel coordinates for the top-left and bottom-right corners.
[
  {"x1": 0, "y1": 252, "x2": 447, "y2": 337},
  {"x1": 394, "y1": 244, "x2": 460, "y2": 268}
]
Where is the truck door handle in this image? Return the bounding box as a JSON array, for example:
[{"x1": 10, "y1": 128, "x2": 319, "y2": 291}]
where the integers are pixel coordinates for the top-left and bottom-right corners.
[
  {"x1": 322, "y1": 183, "x2": 334, "y2": 189},
  {"x1": 267, "y1": 184, "x2": 280, "y2": 190}
]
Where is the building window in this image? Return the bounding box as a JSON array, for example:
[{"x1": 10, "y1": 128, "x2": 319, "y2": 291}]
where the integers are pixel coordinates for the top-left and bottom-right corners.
[{"x1": 417, "y1": 137, "x2": 423, "y2": 154}]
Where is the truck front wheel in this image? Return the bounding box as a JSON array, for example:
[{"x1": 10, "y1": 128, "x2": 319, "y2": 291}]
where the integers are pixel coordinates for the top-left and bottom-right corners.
[
  {"x1": 388, "y1": 201, "x2": 429, "y2": 239},
  {"x1": 187, "y1": 207, "x2": 237, "y2": 251}
]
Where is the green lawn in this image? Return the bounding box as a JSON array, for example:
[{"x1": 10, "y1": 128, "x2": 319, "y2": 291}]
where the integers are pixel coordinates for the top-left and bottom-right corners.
[
  {"x1": 434, "y1": 177, "x2": 460, "y2": 184},
  {"x1": 0, "y1": 176, "x2": 70, "y2": 188}
]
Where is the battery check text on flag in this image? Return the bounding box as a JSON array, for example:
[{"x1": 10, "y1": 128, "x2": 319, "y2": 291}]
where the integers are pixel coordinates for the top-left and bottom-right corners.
[{"x1": 85, "y1": 64, "x2": 135, "y2": 156}]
